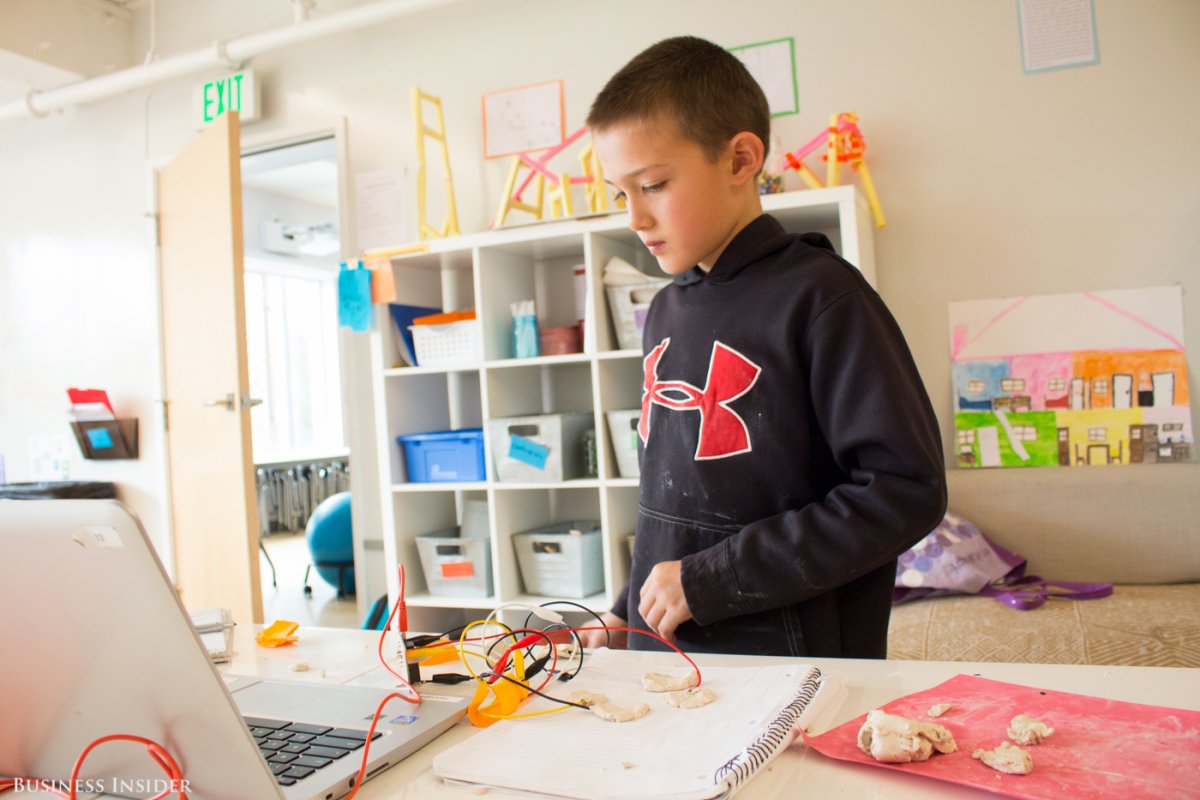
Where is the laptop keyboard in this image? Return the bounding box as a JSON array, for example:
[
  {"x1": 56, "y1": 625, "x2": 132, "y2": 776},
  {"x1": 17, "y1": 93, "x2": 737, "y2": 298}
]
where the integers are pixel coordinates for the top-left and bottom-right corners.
[{"x1": 244, "y1": 716, "x2": 382, "y2": 787}]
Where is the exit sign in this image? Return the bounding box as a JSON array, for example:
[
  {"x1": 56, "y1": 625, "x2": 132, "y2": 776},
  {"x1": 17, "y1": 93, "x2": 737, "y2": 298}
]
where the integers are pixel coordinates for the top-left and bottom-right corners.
[{"x1": 195, "y1": 69, "x2": 260, "y2": 126}]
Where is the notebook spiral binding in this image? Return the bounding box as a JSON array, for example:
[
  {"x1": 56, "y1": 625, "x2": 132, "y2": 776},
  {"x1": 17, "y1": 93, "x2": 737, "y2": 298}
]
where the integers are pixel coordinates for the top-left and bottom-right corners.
[{"x1": 714, "y1": 668, "x2": 824, "y2": 789}]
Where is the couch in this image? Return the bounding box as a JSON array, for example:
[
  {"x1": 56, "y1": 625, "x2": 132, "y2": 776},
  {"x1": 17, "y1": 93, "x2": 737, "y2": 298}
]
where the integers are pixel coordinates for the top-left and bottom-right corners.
[{"x1": 887, "y1": 463, "x2": 1199, "y2": 667}]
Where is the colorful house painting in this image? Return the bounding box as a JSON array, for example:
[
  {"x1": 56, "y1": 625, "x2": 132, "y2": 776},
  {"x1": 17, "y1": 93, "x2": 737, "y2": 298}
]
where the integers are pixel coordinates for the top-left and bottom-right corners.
[{"x1": 949, "y1": 286, "x2": 1192, "y2": 468}]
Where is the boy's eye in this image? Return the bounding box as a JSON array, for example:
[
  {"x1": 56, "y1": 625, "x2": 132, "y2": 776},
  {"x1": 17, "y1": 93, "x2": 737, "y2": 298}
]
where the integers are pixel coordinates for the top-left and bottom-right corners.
[
  {"x1": 613, "y1": 190, "x2": 627, "y2": 202},
  {"x1": 643, "y1": 182, "x2": 665, "y2": 193}
]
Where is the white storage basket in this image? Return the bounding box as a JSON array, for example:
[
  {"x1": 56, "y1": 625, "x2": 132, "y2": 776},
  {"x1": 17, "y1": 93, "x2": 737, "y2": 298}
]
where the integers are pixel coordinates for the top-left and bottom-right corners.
[{"x1": 410, "y1": 319, "x2": 482, "y2": 367}]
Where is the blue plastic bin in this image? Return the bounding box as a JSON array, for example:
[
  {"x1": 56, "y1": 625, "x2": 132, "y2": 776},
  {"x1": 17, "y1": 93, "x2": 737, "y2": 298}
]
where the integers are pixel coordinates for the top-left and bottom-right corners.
[{"x1": 397, "y1": 428, "x2": 486, "y2": 482}]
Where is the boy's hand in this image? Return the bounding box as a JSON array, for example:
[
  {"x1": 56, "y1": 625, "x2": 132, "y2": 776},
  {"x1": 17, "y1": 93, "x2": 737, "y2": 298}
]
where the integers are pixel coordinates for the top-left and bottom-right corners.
[
  {"x1": 638, "y1": 561, "x2": 692, "y2": 643},
  {"x1": 578, "y1": 611, "x2": 628, "y2": 649}
]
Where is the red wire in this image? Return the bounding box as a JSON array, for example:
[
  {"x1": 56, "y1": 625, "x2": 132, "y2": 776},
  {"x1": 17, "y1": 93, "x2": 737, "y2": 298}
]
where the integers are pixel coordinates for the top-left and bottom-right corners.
[
  {"x1": 341, "y1": 565, "x2": 423, "y2": 799},
  {"x1": 375, "y1": 565, "x2": 421, "y2": 699},
  {"x1": 487, "y1": 630, "x2": 561, "y2": 695},
  {"x1": 567, "y1": 625, "x2": 703, "y2": 687},
  {"x1": 340, "y1": 691, "x2": 414, "y2": 800},
  {"x1": 68, "y1": 734, "x2": 187, "y2": 800}
]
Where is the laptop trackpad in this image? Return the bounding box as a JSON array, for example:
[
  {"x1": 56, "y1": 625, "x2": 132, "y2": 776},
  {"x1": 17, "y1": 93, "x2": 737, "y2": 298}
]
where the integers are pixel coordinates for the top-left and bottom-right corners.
[{"x1": 230, "y1": 678, "x2": 406, "y2": 728}]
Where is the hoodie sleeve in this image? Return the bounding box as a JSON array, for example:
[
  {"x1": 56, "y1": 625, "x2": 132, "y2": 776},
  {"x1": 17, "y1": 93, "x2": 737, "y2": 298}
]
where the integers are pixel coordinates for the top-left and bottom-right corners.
[
  {"x1": 610, "y1": 581, "x2": 629, "y2": 622},
  {"x1": 680, "y1": 287, "x2": 947, "y2": 625}
]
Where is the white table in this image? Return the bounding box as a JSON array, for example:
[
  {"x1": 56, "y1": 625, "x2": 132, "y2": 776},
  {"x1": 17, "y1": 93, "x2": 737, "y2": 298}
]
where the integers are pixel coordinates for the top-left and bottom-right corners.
[{"x1": 220, "y1": 626, "x2": 1200, "y2": 799}]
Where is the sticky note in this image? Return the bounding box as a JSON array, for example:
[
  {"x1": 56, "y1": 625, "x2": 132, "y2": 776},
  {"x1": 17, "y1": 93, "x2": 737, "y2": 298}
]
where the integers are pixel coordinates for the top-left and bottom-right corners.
[
  {"x1": 367, "y1": 257, "x2": 397, "y2": 303},
  {"x1": 441, "y1": 561, "x2": 474, "y2": 579},
  {"x1": 509, "y1": 434, "x2": 549, "y2": 470},
  {"x1": 338, "y1": 262, "x2": 373, "y2": 332},
  {"x1": 86, "y1": 427, "x2": 114, "y2": 449}
]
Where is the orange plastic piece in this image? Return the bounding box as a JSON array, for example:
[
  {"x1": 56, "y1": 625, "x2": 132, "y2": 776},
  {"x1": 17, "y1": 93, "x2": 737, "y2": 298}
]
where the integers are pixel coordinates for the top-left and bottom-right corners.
[
  {"x1": 255, "y1": 619, "x2": 300, "y2": 648},
  {"x1": 467, "y1": 677, "x2": 530, "y2": 728},
  {"x1": 411, "y1": 309, "x2": 476, "y2": 326}
]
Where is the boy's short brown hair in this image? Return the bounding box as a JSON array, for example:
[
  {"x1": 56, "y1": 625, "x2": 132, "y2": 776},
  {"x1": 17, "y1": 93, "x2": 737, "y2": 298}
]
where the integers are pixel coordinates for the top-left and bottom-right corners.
[{"x1": 586, "y1": 36, "x2": 770, "y2": 162}]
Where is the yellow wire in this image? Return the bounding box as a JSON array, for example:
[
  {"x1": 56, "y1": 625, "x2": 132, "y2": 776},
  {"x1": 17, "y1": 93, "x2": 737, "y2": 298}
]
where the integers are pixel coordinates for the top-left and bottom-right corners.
[
  {"x1": 481, "y1": 704, "x2": 574, "y2": 720},
  {"x1": 459, "y1": 620, "x2": 509, "y2": 682},
  {"x1": 461, "y1": 618, "x2": 577, "y2": 723}
]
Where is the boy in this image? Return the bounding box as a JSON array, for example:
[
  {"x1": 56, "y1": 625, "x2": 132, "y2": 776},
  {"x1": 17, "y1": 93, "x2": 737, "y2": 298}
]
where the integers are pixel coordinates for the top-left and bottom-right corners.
[{"x1": 580, "y1": 36, "x2": 946, "y2": 658}]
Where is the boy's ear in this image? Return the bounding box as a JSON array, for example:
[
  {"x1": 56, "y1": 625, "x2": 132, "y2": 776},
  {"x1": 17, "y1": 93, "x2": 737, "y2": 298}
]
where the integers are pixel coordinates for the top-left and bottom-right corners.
[{"x1": 727, "y1": 131, "x2": 765, "y2": 186}]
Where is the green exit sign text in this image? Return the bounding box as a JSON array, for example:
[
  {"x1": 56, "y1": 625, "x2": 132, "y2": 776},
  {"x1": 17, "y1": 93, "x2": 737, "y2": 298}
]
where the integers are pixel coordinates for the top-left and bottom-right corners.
[{"x1": 195, "y1": 69, "x2": 260, "y2": 126}]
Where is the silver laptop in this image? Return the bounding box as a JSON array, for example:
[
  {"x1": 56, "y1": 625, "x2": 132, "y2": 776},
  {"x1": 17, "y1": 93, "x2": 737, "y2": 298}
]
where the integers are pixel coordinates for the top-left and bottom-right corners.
[{"x1": 0, "y1": 499, "x2": 468, "y2": 799}]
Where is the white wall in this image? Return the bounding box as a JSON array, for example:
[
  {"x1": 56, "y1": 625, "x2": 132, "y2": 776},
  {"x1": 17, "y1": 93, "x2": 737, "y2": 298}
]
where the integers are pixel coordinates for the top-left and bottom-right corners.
[{"x1": 1, "y1": 0, "x2": 1197, "y2": 557}]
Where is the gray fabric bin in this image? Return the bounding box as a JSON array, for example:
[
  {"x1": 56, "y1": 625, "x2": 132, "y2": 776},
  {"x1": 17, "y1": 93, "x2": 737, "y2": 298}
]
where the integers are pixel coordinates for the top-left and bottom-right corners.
[
  {"x1": 416, "y1": 528, "x2": 493, "y2": 597},
  {"x1": 513, "y1": 521, "x2": 603, "y2": 598},
  {"x1": 489, "y1": 412, "x2": 594, "y2": 483}
]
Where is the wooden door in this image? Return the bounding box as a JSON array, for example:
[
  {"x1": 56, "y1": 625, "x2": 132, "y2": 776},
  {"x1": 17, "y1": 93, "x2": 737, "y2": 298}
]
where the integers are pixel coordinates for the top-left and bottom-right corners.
[
  {"x1": 157, "y1": 111, "x2": 262, "y2": 624},
  {"x1": 1057, "y1": 427, "x2": 1070, "y2": 466}
]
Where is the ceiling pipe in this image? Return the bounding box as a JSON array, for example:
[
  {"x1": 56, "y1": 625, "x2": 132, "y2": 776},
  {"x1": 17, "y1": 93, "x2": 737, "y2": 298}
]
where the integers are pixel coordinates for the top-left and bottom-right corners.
[{"x1": 0, "y1": 0, "x2": 463, "y2": 123}]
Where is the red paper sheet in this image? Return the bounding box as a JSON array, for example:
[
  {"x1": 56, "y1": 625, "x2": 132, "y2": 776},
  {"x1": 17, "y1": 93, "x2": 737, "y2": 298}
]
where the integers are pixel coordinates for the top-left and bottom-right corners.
[
  {"x1": 67, "y1": 387, "x2": 114, "y2": 415},
  {"x1": 803, "y1": 674, "x2": 1200, "y2": 800}
]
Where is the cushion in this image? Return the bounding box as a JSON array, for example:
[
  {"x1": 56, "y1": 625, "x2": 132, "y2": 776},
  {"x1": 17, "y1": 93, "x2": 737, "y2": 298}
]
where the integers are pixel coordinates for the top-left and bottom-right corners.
[
  {"x1": 887, "y1": 584, "x2": 1200, "y2": 667},
  {"x1": 945, "y1": 464, "x2": 1200, "y2": 585}
]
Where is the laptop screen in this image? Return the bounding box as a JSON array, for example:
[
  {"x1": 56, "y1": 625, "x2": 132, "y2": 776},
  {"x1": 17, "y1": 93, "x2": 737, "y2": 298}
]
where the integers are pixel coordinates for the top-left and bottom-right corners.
[{"x1": 0, "y1": 499, "x2": 289, "y2": 798}]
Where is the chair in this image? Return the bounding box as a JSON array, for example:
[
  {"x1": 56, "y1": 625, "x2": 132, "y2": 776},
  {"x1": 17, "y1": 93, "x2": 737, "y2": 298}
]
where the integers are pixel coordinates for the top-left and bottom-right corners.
[
  {"x1": 362, "y1": 595, "x2": 389, "y2": 630},
  {"x1": 302, "y1": 492, "x2": 355, "y2": 598}
]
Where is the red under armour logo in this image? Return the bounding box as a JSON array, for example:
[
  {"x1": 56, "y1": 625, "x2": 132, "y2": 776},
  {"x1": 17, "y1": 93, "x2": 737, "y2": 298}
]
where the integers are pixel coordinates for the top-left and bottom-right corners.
[{"x1": 640, "y1": 338, "x2": 762, "y2": 460}]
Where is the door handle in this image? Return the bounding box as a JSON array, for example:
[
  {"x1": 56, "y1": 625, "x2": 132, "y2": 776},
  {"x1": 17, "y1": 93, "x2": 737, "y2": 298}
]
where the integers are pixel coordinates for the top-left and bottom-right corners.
[
  {"x1": 204, "y1": 393, "x2": 236, "y2": 411},
  {"x1": 241, "y1": 393, "x2": 264, "y2": 408}
]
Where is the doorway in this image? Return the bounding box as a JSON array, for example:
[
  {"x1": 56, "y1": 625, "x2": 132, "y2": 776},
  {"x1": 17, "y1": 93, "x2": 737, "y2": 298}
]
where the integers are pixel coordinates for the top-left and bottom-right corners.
[
  {"x1": 1112, "y1": 373, "x2": 1132, "y2": 409},
  {"x1": 240, "y1": 136, "x2": 357, "y2": 627},
  {"x1": 1152, "y1": 371, "x2": 1175, "y2": 407}
]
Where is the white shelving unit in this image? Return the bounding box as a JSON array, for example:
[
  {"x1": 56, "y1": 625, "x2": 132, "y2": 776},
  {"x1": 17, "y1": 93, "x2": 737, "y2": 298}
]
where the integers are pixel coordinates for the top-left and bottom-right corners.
[{"x1": 365, "y1": 185, "x2": 876, "y2": 631}]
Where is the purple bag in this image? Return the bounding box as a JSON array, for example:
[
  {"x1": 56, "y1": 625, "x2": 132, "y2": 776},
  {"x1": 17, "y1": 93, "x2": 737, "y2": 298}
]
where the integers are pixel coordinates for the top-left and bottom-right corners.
[{"x1": 894, "y1": 512, "x2": 1112, "y2": 610}]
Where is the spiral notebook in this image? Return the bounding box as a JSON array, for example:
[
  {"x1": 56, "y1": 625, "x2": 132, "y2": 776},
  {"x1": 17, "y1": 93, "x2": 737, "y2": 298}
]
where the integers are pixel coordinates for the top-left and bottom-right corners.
[{"x1": 432, "y1": 649, "x2": 845, "y2": 800}]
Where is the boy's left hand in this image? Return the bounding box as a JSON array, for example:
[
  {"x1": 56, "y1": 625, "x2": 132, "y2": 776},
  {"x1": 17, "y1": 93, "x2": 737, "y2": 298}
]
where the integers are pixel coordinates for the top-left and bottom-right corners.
[{"x1": 638, "y1": 560, "x2": 692, "y2": 643}]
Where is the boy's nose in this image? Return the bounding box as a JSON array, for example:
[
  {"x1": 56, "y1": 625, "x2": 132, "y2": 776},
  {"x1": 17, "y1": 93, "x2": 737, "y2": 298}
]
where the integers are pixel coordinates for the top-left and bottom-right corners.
[{"x1": 626, "y1": 199, "x2": 651, "y2": 232}]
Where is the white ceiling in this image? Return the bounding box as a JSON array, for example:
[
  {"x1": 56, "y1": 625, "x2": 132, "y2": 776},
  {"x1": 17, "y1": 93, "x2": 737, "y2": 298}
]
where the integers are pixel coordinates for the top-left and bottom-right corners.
[
  {"x1": 2, "y1": 0, "x2": 340, "y2": 210},
  {"x1": 0, "y1": 0, "x2": 137, "y2": 102},
  {"x1": 242, "y1": 137, "x2": 339, "y2": 209},
  {"x1": 0, "y1": 47, "x2": 84, "y2": 103},
  {"x1": 243, "y1": 158, "x2": 339, "y2": 209}
]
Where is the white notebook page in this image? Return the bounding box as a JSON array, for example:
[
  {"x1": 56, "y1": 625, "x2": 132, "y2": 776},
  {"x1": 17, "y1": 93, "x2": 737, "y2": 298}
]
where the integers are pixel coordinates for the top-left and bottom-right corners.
[{"x1": 432, "y1": 649, "x2": 836, "y2": 800}]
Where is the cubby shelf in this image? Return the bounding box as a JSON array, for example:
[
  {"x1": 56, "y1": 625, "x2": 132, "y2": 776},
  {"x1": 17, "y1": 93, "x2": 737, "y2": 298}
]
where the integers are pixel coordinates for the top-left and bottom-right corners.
[{"x1": 366, "y1": 185, "x2": 876, "y2": 631}]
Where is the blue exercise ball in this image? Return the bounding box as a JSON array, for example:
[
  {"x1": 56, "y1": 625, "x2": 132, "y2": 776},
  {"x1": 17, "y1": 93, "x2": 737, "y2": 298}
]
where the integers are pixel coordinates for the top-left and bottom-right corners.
[{"x1": 306, "y1": 492, "x2": 355, "y2": 594}]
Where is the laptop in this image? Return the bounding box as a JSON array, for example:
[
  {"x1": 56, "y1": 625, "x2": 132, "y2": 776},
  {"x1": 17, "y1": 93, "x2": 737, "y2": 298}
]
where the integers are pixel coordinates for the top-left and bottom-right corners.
[{"x1": 0, "y1": 499, "x2": 468, "y2": 799}]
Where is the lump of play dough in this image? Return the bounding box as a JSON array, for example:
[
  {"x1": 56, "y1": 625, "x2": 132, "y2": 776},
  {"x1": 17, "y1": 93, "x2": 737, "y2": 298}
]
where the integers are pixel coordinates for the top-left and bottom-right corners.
[
  {"x1": 973, "y1": 741, "x2": 1033, "y2": 775},
  {"x1": 590, "y1": 702, "x2": 650, "y2": 723},
  {"x1": 567, "y1": 690, "x2": 608, "y2": 708},
  {"x1": 1007, "y1": 714, "x2": 1054, "y2": 745},
  {"x1": 857, "y1": 710, "x2": 957, "y2": 763},
  {"x1": 641, "y1": 671, "x2": 699, "y2": 693},
  {"x1": 665, "y1": 686, "x2": 717, "y2": 709},
  {"x1": 927, "y1": 703, "x2": 952, "y2": 718}
]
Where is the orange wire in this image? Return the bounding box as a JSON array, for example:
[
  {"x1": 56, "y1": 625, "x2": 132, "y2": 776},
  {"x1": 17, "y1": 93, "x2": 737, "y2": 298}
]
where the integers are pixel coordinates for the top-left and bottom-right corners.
[
  {"x1": 375, "y1": 564, "x2": 421, "y2": 699},
  {"x1": 68, "y1": 734, "x2": 186, "y2": 800},
  {"x1": 342, "y1": 565, "x2": 423, "y2": 798},
  {"x1": 566, "y1": 625, "x2": 703, "y2": 686},
  {"x1": 340, "y1": 691, "x2": 414, "y2": 800}
]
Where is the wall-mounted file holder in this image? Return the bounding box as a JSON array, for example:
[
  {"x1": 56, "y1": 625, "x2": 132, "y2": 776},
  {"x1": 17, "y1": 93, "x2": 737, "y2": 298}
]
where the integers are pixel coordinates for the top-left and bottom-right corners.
[{"x1": 69, "y1": 418, "x2": 138, "y2": 460}]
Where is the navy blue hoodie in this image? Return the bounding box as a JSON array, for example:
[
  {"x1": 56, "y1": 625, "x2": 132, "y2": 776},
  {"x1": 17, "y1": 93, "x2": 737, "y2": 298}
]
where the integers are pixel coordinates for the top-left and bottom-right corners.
[{"x1": 613, "y1": 214, "x2": 946, "y2": 657}]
